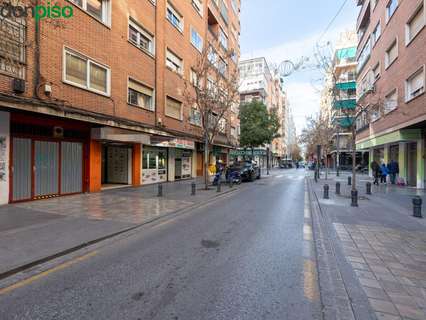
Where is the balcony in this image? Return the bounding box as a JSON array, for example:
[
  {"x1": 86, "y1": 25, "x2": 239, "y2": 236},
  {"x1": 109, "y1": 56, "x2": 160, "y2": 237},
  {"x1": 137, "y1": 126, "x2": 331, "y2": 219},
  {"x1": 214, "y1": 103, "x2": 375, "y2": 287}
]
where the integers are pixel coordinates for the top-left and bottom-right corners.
[
  {"x1": 333, "y1": 98, "x2": 356, "y2": 110},
  {"x1": 335, "y1": 81, "x2": 356, "y2": 91}
]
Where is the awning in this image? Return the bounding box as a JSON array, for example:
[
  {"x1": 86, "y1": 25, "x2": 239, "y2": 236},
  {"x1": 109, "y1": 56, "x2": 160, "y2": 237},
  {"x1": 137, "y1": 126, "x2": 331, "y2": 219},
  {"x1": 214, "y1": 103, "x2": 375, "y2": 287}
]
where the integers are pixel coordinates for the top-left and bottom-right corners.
[{"x1": 356, "y1": 129, "x2": 422, "y2": 150}]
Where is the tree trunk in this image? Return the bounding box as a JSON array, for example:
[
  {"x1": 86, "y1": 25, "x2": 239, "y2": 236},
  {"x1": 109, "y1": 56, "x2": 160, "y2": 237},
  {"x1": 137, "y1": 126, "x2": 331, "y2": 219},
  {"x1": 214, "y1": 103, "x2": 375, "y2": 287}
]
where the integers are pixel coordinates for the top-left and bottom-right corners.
[
  {"x1": 204, "y1": 132, "x2": 209, "y2": 190},
  {"x1": 325, "y1": 149, "x2": 328, "y2": 180}
]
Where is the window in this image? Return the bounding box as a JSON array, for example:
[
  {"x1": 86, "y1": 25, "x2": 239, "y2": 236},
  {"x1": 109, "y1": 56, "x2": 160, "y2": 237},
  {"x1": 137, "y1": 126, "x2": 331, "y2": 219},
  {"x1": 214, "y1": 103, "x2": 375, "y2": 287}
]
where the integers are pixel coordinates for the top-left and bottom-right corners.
[
  {"x1": 406, "y1": 67, "x2": 425, "y2": 101},
  {"x1": 128, "y1": 79, "x2": 154, "y2": 111},
  {"x1": 64, "y1": 48, "x2": 110, "y2": 95},
  {"x1": 166, "y1": 3, "x2": 183, "y2": 32},
  {"x1": 192, "y1": 0, "x2": 203, "y2": 16},
  {"x1": 190, "y1": 27, "x2": 203, "y2": 52},
  {"x1": 128, "y1": 19, "x2": 154, "y2": 54},
  {"x1": 207, "y1": 47, "x2": 218, "y2": 65},
  {"x1": 69, "y1": 0, "x2": 111, "y2": 25},
  {"x1": 385, "y1": 39, "x2": 398, "y2": 69},
  {"x1": 165, "y1": 97, "x2": 182, "y2": 120},
  {"x1": 231, "y1": 126, "x2": 237, "y2": 137},
  {"x1": 218, "y1": 57, "x2": 227, "y2": 76},
  {"x1": 384, "y1": 89, "x2": 398, "y2": 113},
  {"x1": 373, "y1": 62, "x2": 380, "y2": 81},
  {"x1": 190, "y1": 107, "x2": 202, "y2": 126},
  {"x1": 406, "y1": 4, "x2": 425, "y2": 45},
  {"x1": 219, "y1": 28, "x2": 228, "y2": 50},
  {"x1": 357, "y1": 37, "x2": 371, "y2": 73},
  {"x1": 166, "y1": 49, "x2": 183, "y2": 74},
  {"x1": 371, "y1": 22, "x2": 381, "y2": 46},
  {"x1": 190, "y1": 69, "x2": 199, "y2": 87},
  {"x1": 371, "y1": 109, "x2": 380, "y2": 122},
  {"x1": 231, "y1": 0, "x2": 238, "y2": 15},
  {"x1": 218, "y1": 118, "x2": 226, "y2": 133},
  {"x1": 386, "y1": 0, "x2": 398, "y2": 22},
  {"x1": 219, "y1": 0, "x2": 229, "y2": 24}
]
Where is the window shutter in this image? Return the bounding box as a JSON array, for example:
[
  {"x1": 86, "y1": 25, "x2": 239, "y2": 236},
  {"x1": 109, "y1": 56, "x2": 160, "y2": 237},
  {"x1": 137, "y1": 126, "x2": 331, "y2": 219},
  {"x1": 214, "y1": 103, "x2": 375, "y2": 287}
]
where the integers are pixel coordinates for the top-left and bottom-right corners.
[
  {"x1": 166, "y1": 97, "x2": 182, "y2": 119},
  {"x1": 129, "y1": 79, "x2": 153, "y2": 96}
]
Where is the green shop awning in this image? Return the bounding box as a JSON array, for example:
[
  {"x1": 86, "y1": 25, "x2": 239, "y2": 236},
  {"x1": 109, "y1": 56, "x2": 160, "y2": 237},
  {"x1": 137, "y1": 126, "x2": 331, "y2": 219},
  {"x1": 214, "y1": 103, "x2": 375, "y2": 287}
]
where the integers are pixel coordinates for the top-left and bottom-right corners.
[
  {"x1": 336, "y1": 47, "x2": 357, "y2": 59},
  {"x1": 336, "y1": 81, "x2": 356, "y2": 90},
  {"x1": 338, "y1": 117, "x2": 354, "y2": 128},
  {"x1": 356, "y1": 129, "x2": 422, "y2": 150},
  {"x1": 333, "y1": 99, "x2": 356, "y2": 110}
]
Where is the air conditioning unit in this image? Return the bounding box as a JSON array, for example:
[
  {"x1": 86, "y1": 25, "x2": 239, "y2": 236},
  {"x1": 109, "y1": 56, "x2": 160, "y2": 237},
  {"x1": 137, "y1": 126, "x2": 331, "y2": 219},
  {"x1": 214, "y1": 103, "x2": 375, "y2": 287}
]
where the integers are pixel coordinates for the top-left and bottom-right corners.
[
  {"x1": 12, "y1": 78, "x2": 25, "y2": 94},
  {"x1": 53, "y1": 126, "x2": 64, "y2": 138}
]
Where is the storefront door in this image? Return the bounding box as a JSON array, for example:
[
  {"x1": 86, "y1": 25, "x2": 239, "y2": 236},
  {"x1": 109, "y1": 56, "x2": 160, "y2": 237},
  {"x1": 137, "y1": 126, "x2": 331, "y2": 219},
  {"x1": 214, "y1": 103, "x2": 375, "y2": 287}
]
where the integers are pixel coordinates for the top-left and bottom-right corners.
[
  {"x1": 11, "y1": 138, "x2": 84, "y2": 201},
  {"x1": 142, "y1": 147, "x2": 167, "y2": 184}
]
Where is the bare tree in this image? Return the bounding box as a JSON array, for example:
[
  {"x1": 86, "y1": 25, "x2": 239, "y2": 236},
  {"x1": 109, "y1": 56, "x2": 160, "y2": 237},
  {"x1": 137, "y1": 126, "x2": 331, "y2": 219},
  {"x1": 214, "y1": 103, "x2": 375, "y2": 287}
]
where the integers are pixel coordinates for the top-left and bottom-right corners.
[{"x1": 184, "y1": 41, "x2": 239, "y2": 189}]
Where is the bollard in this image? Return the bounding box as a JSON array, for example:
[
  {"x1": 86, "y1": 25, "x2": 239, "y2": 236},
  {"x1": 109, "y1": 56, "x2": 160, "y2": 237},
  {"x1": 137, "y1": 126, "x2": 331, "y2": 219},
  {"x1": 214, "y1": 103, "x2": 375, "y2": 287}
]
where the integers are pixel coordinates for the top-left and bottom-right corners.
[
  {"x1": 348, "y1": 176, "x2": 352, "y2": 186},
  {"x1": 336, "y1": 182, "x2": 341, "y2": 195},
  {"x1": 351, "y1": 189, "x2": 358, "y2": 207},
  {"x1": 217, "y1": 179, "x2": 221, "y2": 192},
  {"x1": 191, "y1": 182, "x2": 196, "y2": 196},
  {"x1": 314, "y1": 171, "x2": 318, "y2": 183},
  {"x1": 413, "y1": 196, "x2": 422, "y2": 218},
  {"x1": 229, "y1": 180, "x2": 233, "y2": 188},
  {"x1": 323, "y1": 184, "x2": 329, "y2": 199},
  {"x1": 366, "y1": 182, "x2": 372, "y2": 195},
  {"x1": 157, "y1": 183, "x2": 163, "y2": 197}
]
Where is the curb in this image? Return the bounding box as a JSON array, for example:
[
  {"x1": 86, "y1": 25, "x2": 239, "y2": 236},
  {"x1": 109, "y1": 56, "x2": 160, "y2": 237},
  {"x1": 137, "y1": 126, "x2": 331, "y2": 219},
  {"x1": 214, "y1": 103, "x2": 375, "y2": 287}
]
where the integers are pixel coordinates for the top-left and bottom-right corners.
[{"x1": 0, "y1": 187, "x2": 240, "y2": 282}]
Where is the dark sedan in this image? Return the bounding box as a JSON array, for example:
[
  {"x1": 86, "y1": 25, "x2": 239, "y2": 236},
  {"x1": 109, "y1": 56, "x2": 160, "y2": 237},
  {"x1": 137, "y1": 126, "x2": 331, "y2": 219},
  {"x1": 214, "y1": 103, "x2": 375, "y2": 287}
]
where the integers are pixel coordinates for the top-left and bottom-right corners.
[{"x1": 229, "y1": 161, "x2": 261, "y2": 182}]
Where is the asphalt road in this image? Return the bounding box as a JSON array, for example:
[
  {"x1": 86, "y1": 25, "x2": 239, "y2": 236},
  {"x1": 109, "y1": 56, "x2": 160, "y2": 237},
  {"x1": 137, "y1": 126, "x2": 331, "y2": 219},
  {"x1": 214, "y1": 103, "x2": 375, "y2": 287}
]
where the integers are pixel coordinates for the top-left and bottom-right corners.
[{"x1": 0, "y1": 170, "x2": 322, "y2": 320}]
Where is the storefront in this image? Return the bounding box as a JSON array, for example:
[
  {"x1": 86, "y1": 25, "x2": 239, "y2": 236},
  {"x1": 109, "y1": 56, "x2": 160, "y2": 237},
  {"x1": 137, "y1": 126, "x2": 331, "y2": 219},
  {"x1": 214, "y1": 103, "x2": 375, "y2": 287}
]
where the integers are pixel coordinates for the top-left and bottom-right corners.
[
  {"x1": 175, "y1": 149, "x2": 192, "y2": 180},
  {"x1": 142, "y1": 146, "x2": 168, "y2": 184},
  {"x1": 101, "y1": 144, "x2": 133, "y2": 188},
  {"x1": 9, "y1": 112, "x2": 90, "y2": 202}
]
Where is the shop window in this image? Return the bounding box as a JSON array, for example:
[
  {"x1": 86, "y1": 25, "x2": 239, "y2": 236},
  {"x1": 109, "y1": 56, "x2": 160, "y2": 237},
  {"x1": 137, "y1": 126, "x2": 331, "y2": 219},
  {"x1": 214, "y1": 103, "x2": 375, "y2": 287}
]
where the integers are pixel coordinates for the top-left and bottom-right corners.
[{"x1": 166, "y1": 96, "x2": 182, "y2": 120}]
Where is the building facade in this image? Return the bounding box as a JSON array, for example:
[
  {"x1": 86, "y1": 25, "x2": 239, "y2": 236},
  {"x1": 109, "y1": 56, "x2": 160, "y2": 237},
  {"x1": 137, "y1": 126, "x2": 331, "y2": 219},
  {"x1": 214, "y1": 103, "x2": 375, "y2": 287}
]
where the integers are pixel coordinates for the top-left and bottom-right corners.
[
  {"x1": 0, "y1": 0, "x2": 241, "y2": 204},
  {"x1": 331, "y1": 31, "x2": 366, "y2": 170},
  {"x1": 355, "y1": 0, "x2": 426, "y2": 187},
  {"x1": 238, "y1": 57, "x2": 286, "y2": 166}
]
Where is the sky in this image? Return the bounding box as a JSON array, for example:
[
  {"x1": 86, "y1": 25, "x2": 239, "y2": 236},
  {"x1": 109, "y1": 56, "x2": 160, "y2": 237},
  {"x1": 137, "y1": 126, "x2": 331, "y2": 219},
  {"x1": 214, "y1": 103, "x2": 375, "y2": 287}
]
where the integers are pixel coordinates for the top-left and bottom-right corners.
[{"x1": 240, "y1": 0, "x2": 359, "y2": 135}]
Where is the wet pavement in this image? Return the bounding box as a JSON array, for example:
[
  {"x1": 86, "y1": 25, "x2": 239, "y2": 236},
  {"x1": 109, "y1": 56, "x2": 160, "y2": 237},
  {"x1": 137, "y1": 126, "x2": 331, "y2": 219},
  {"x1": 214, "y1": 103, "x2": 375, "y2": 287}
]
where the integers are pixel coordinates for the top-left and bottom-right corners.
[{"x1": 0, "y1": 170, "x2": 322, "y2": 320}]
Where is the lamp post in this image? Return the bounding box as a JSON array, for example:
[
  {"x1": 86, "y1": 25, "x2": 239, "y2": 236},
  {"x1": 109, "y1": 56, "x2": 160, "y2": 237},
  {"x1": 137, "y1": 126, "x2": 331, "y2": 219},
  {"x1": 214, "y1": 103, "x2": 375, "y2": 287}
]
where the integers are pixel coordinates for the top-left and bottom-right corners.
[
  {"x1": 266, "y1": 146, "x2": 270, "y2": 175},
  {"x1": 316, "y1": 144, "x2": 321, "y2": 180}
]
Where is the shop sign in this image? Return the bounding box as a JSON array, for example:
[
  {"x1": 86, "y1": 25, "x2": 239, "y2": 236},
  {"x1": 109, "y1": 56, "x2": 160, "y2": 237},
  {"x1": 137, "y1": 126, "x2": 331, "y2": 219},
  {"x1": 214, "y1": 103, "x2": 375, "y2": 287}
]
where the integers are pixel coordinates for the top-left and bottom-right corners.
[
  {"x1": 152, "y1": 138, "x2": 195, "y2": 150},
  {"x1": 229, "y1": 149, "x2": 267, "y2": 157}
]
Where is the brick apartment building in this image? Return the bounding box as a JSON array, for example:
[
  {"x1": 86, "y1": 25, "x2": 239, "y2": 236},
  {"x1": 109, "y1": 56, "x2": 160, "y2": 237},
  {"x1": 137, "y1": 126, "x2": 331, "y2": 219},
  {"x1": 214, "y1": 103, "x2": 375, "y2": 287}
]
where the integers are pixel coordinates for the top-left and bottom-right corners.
[
  {"x1": 0, "y1": 0, "x2": 241, "y2": 204},
  {"x1": 355, "y1": 0, "x2": 426, "y2": 187}
]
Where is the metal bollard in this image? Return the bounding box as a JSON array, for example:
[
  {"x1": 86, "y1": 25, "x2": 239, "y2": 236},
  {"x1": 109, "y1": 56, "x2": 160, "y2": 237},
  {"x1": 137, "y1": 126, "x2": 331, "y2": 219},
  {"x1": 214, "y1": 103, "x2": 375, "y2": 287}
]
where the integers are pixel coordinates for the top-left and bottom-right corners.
[
  {"x1": 229, "y1": 180, "x2": 233, "y2": 188},
  {"x1": 217, "y1": 179, "x2": 221, "y2": 192},
  {"x1": 323, "y1": 184, "x2": 329, "y2": 199},
  {"x1": 336, "y1": 182, "x2": 341, "y2": 195},
  {"x1": 351, "y1": 190, "x2": 358, "y2": 207},
  {"x1": 157, "y1": 183, "x2": 163, "y2": 197},
  {"x1": 366, "y1": 182, "x2": 372, "y2": 195},
  {"x1": 348, "y1": 176, "x2": 352, "y2": 186},
  {"x1": 191, "y1": 182, "x2": 196, "y2": 196},
  {"x1": 413, "y1": 196, "x2": 422, "y2": 218},
  {"x1": 314, "y1": 171, "x2": 318, "y2": 183}
]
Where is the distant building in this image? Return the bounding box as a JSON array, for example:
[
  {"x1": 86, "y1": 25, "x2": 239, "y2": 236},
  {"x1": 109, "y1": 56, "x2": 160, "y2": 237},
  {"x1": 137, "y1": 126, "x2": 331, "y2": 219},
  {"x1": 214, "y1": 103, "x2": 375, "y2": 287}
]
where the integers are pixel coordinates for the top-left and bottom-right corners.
[
  {"x1": 355, "y1": 0, "x2": 426, "y2": 187},
  {"x1": 238, "y1": 57, "x2": 286, "y2": 166}
]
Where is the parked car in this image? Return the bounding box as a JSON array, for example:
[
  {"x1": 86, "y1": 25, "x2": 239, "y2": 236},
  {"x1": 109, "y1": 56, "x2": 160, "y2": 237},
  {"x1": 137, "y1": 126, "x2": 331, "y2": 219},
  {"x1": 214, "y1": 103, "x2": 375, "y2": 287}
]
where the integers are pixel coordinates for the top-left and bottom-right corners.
[{"x1": 229, "y1": 161, "x2": 260, "y2": 182}]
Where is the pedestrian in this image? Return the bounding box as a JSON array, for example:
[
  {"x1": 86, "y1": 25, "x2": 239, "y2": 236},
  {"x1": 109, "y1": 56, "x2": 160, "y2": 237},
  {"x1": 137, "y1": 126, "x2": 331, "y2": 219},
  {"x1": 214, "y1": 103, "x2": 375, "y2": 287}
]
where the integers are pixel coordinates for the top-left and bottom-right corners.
[
  {"x1": 380, "y1": 162, "x2": 388, "y2": 184},
  {"x1": 387, "y1": 159, "x2": 399, "y2": 185},
  {"x1": 371, "y1": 160, "x2": 380, "y2": 185}
]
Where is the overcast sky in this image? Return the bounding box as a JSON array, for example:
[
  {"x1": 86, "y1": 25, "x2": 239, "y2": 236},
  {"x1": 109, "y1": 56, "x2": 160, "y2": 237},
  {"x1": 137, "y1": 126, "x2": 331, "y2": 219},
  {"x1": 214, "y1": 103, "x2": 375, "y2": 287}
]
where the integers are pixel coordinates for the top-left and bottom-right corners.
[{"x1": 240, "y1": 0, "x2": 359, "y2": 135}]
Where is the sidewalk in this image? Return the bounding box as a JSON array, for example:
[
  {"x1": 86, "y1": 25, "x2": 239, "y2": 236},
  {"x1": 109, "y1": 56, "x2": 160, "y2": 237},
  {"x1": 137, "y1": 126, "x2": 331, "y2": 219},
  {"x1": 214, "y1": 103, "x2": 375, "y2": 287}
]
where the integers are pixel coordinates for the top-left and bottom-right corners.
[
  {"x1": 0, "y1": 178, "x2": 243, "y2": 278},
  {"x1": 309, "y1": 172, "x2": 426, "y2": 320}
]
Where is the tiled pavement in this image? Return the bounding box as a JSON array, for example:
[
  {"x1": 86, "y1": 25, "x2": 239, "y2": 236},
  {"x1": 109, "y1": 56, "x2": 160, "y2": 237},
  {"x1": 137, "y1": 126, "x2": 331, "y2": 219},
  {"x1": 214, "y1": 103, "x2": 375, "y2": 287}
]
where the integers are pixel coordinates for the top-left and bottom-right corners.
[{"x1": 310, "y1": 172, "x2": 426, "y2": 320}]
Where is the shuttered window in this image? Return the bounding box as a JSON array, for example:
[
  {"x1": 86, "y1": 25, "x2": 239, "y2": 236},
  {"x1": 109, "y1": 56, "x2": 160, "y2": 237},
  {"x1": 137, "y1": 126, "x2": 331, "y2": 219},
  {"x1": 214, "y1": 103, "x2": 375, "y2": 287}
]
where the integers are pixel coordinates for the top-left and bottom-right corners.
[
  {"x1": 128, "y1": 79, "x2": 154, "y2": 111},
  {"x1": 385, "y1": 40, "x2": 398, "y2": 68},
  {"x1": 406, "y1": 5, "x2": 424, "y2": 44},
  {"x1": 166, "y1": 97, "x2": 182, "y2": 120},
  {"x1": 166, "y1": 49, "x2": 183, "y2": 74},
  {"x1": 406, "y1": 67, "x2": 425, "y2": 101}
]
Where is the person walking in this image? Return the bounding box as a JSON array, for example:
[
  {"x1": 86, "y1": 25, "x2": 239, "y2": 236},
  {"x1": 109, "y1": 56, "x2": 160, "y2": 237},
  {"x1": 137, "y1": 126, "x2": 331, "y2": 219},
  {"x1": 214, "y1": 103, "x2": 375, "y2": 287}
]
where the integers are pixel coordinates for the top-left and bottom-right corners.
[
  {"x1": 380, "y1": 162, "x2": 388, "y2": 184},
  {"x1": 371, "y1": 160, "x2": 380, "y2": 185},
  {"x1": 387, "y1": 159, "x2": 399, "y2": 185}
]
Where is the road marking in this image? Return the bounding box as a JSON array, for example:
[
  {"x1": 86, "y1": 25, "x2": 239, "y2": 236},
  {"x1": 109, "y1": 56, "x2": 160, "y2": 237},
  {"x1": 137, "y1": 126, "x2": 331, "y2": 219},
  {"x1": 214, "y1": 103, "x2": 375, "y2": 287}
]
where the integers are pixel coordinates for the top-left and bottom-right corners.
[
  {"x1": 0, "y1": 251, "x2": 98, "y2": 295},
  {"x1": 275, "y1": 175, "x2": 284, "y2": 178}
]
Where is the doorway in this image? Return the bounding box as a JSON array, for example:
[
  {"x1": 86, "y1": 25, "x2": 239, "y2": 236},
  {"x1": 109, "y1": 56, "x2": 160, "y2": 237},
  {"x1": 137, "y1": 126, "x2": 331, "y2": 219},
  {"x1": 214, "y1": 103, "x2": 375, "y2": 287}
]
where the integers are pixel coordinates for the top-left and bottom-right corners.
[
  {"x1": 407, "y1": 142, "x2": 417, "y2": 187},
  {"x1": 101, "y1": 144, "x2": 133, "y2": 188}
]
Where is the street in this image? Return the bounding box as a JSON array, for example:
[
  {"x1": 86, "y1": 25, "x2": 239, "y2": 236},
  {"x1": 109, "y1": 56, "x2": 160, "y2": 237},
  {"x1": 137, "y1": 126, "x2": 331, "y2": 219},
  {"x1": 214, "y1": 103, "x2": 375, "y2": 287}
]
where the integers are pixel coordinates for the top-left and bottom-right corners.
[{"x1": 0, "y1": 170, "x2": 322, "y2": 320}]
